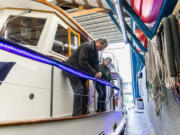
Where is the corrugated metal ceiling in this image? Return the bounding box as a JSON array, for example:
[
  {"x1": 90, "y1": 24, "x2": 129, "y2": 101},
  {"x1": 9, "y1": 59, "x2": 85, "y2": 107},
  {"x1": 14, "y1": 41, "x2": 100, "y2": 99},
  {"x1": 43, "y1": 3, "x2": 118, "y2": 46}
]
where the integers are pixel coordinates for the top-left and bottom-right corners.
[
  {"x1": 66, "y1": 8, "x2": 130, "y2": 44},
  {"x1": 48, "y1": 0, "x2": 130, "y2": 44}
]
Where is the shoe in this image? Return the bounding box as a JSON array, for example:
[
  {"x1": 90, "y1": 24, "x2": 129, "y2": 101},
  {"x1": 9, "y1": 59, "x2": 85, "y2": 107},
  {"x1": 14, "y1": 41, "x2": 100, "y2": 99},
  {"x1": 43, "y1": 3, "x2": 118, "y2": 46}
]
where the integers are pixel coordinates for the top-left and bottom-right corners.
[{"x1": 96, "y1": 109, "x2": 101, "y2": 113}]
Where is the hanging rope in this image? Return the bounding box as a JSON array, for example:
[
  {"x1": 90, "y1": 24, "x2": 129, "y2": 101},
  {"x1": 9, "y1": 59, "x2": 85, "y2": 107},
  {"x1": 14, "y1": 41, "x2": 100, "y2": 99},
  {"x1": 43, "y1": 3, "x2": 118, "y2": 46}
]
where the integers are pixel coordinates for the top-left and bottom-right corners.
[
  {"x1": 145, "y1": 13, "x2": 180, "y2": 114},
  {"x1": 145, "y1": 37, "x2": 167, "y2": 115}
]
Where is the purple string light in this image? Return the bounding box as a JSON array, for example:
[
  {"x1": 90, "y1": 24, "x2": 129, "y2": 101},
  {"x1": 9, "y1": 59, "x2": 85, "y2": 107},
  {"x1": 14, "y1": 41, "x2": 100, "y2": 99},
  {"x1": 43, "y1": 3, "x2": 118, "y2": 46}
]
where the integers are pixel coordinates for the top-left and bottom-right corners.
[{"x1": 0, "y1": 41, "x2": 119, "y2": 90}]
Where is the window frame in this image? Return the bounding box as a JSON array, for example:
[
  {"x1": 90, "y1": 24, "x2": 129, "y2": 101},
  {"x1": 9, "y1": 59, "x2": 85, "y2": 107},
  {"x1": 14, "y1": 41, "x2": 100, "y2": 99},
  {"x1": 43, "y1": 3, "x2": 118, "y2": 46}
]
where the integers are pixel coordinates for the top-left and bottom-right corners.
[
  {"x1": 49, "y1": 23, "x2": 69, "y2": 59},
  {"x1": 68, "y1": 27, "x2": 81, "y2": 56},
  {"x1": 0, "y1": 11, "x2": 49, "y2": 49},
  {"x1": 50, "y1": 25, "x2": 81, "y2": 59}
]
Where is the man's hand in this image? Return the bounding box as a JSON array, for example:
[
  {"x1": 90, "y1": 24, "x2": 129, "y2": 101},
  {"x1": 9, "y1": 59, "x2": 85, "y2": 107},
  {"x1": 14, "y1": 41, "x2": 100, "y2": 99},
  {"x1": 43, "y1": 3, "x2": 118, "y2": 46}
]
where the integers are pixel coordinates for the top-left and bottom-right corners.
[
  {"x1": 95, "y1": 72, "x2": 102, "y2": 78},
  {"x1": 110, "y1": 80, "x2": 114, "y2": 84}
]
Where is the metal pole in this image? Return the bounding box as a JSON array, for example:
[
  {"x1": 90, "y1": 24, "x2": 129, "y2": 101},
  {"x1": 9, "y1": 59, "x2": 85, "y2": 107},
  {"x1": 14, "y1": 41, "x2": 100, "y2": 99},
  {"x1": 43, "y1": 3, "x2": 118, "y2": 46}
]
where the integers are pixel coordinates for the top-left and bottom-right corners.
[
  {"x1": 50, "y1": 65, "x2": 54, "y2": 117},
  {"x1": 113, "y1": 0, "x2": 128, "y2": 42}
]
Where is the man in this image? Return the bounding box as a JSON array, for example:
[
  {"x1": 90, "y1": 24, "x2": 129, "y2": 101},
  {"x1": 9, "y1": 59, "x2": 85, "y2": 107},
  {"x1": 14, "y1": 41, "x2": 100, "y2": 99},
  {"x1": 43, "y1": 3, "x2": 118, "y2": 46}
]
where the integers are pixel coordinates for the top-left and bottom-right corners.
[
  {"x1": 96, "y1": 57, "x2": 112, "y2": 112},
  {"x1": 65, "y1": 38, "x2": 108, "y2": 116}
]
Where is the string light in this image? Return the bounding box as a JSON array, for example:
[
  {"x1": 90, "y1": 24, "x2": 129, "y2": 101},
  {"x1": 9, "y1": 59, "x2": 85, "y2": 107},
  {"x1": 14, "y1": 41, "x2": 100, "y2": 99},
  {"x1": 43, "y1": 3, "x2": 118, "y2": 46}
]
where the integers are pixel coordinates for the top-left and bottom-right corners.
[{"x1": 0, "y1": 38, "x2": 119, "y2": 90}]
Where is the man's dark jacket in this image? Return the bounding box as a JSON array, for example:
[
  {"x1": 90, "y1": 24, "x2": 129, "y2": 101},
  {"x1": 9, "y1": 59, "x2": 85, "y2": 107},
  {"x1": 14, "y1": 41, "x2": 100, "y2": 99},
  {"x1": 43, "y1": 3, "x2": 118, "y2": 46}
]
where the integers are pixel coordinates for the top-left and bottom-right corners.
[
  {"x1": 66, "y1": 41, "x2": 99, "y2": 76},
  {"x1": 99, "y1": 64, "x2": 112, "y2": 81}
]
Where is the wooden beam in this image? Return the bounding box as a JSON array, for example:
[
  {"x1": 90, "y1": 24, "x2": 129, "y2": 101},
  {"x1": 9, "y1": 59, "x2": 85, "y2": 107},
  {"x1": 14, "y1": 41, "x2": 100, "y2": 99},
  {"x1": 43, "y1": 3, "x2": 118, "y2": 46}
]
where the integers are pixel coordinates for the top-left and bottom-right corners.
[
  {"x1": 82, "y1": 0, "x2": 90, "y2": 8},
  {"x1": 56, "y1": 0, "x2": 64, "y2": 5},
  {"x1": 70, "y1": 8, "x2": 109, "y2": 17},
  {"x1": 96, "y1": 0, "x2": 103, "y2": 8},
  {"x1": 78, "y1": 5, "x2": 84, "y2": 11},
  {"x1": 56, "y1": 0, "x2": 79, "y2": 8}
]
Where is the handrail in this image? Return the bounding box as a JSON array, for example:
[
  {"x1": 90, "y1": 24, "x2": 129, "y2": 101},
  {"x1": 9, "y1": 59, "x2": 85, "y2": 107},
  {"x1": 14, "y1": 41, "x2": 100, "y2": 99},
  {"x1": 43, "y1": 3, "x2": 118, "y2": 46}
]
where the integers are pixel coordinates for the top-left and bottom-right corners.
[{"x1": 0, "y1": 37, "x2": 119, "y2": 90}]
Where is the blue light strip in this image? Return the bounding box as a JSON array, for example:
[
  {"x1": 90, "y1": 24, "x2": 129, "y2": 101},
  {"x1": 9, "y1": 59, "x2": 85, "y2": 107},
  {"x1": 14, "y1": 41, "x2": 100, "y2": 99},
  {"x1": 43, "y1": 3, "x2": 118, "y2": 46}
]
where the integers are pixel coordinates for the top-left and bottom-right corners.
[{"x1": 0, "y1": 38, "x2": 119, "y2": 90}]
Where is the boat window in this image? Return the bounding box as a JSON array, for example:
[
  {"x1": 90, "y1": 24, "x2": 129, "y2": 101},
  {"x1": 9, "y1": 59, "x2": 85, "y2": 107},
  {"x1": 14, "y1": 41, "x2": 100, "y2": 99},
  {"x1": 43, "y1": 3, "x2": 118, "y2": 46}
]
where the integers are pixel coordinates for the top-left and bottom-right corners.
[
  {"x1": 69, "y1": 28, "x2": 80, "y2": 55},
  {"x1": 71, "y1": 32, "x2": 78, "y2": 47},
  {"x1": 52, "y1": 25, "x2": 68, "y2": 57},
  {"x1": 2, "y1": 15, "x2": 46, "y2": 46},
  {"x1": 70, "y1": 32, "x2": 78, "y2": 54}
]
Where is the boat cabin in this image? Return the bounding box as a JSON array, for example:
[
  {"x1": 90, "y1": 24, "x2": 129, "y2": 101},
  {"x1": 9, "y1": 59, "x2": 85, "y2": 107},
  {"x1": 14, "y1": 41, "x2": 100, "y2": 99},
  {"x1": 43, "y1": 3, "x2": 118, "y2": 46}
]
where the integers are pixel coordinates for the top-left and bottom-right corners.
[{"x1": 0, "y1": 0, "x2": 122, "y2": 121}]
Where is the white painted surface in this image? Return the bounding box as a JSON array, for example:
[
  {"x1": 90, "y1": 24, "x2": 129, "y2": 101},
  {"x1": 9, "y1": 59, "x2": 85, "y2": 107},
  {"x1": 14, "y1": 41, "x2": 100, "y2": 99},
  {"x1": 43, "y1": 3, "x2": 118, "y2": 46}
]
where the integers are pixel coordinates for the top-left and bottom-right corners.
[
  {"x1": 88, "y1": 80, "x2": 96, "y2": 112},
  {"x1": 0, "y1": 50, "x2": 74, "y2": 120},
  {"x1": 53, "y1": 67, "x2": 73, "y2": 117},
  {"x1": 124, "y1": 106, "x2": 155, "y2": 135},
  {"x1": 0, "y1": 50, "x2": 51, "y2": 120},
  {"x1": 0, "y1": 2, "x2": 124, "y2": 134},
  {"x1": 0, "y1": 111, "x2": 124, "y2": 135},
  {"x1": 0, "y1": 0, "x2": 91, "y2": 40}
]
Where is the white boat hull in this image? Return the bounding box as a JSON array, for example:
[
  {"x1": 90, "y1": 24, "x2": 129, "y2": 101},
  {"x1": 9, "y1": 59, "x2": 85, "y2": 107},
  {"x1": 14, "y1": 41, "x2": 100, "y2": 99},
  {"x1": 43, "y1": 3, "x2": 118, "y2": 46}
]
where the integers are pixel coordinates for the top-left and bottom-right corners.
[
  {"x1": 0, "y1": 111, "x2": 126, "y2": 135},
  {"x1": 0, "y1": 1, "x2": 125, "y2": 134}
]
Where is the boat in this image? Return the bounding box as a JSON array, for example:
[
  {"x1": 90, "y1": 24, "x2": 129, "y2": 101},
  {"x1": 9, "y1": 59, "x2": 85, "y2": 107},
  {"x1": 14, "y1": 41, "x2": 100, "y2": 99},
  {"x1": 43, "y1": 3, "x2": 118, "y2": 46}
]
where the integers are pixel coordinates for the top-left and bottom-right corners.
[{"x1": 0, "y1": 0, "x2": 126, "y2": 135}]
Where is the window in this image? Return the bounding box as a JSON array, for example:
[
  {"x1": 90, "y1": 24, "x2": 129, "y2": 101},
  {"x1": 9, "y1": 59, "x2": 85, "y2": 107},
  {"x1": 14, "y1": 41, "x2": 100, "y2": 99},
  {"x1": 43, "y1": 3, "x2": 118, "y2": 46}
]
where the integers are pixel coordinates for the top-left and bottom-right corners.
[
  {"x1": 52, "y1": 25, "x2": 68, "y2": 57},
  {"x1": 70, "y1": 32, "x2": 78, "y2": 54},
  {"x1": 71, "y1": 32, "x2": 78, "y2": 47},
  {"x1": 2, "y1": 15, "x2": 46, "y2": 46},
  {"x1": 123, "y1": 93, "x2": 133, "y2": 105},
  {"x1": 51, "y1": 26, "x2": 80, "y2": 57},
  {"x1": 69, "y1": 28, "x2": 80, "y2": 55}
]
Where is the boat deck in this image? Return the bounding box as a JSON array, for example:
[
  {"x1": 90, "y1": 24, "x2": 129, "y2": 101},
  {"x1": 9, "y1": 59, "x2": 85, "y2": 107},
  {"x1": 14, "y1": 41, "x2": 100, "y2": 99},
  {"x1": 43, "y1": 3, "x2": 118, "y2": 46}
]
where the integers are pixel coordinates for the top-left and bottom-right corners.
[{"x1": 0, "y1": 111, "x2": 114, "y2": 127}]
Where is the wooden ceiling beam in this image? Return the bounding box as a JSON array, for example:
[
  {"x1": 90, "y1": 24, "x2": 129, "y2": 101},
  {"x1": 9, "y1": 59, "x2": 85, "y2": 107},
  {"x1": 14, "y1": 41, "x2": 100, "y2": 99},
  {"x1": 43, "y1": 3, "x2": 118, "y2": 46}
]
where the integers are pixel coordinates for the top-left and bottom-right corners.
[
  {"x1": 56, "y1": 0, "x2": 100, "y2": 9},
  {"x1": 70, "y1": 8, "x2": 110, "y2": 17},
  {"x1": 82, "y1": 0, "x2": 90, "y2": 8},
  {"x1": 56, "y1": 0, "x2": 128, "y2": 17},
  {"x1": 56, "y1": 0, "x2": 79, "y2": 8},
  {"x1": 77, "y1": 5, "x2": 84, "y2": 11}
]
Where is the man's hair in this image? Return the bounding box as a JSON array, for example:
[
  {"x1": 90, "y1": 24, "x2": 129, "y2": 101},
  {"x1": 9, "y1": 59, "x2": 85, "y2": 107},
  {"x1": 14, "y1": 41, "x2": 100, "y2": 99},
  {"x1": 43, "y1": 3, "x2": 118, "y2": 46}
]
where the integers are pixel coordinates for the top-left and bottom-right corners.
[
  {"x1": 105, "y1": 57, "x2": 112, "y2": 63},
  {"x1": 96, "y1": 38, "x2": 108, "y2": 46}
]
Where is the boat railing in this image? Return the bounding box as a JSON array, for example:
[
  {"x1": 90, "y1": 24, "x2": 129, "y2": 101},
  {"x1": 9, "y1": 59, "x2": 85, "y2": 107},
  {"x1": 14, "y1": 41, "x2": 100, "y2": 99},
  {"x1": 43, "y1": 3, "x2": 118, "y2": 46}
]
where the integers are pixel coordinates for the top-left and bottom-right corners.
[
  {"x1": 0, "y1": 37, "x2": 121, "y2": 117},
  {"x1": 0, "y1": 78, "x2": 119, "y2": 115},
  {"x1": 90, "y1": 81, "x2": 118, "y2": 113}
]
